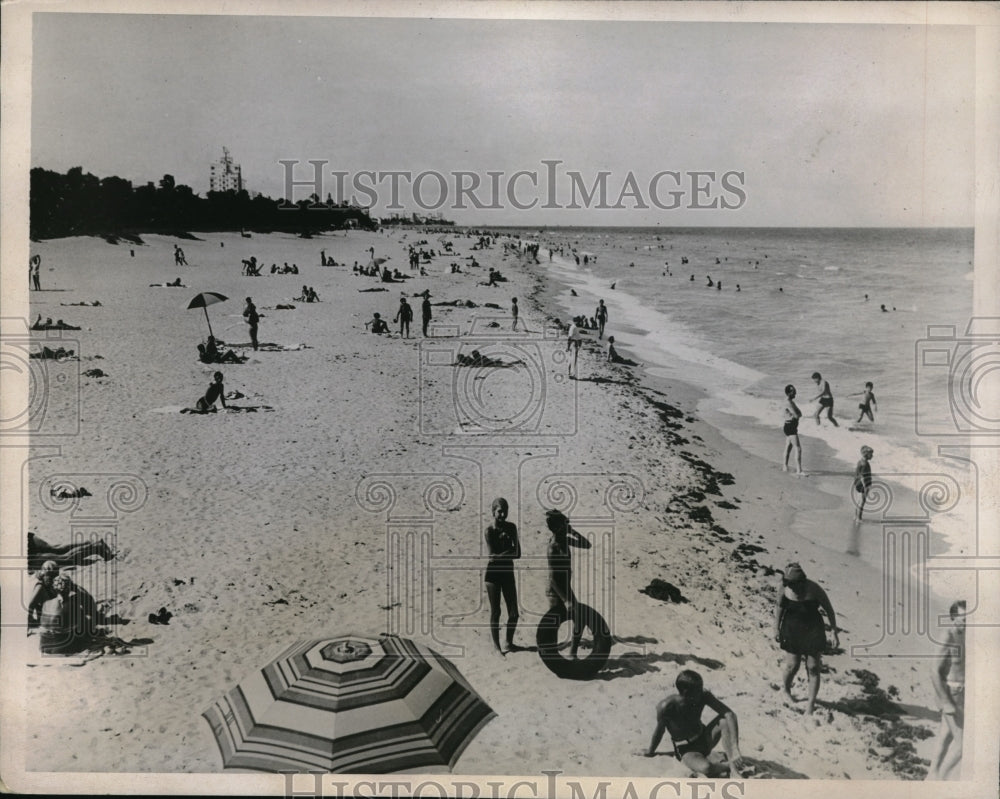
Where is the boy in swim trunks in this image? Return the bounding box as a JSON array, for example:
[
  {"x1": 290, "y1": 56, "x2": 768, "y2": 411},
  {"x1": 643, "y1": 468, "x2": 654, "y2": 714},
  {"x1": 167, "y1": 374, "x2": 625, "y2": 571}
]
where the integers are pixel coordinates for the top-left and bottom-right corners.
[
  {"x1": 643, "y1": 670, "x2": 750, "y2": 777},
  {"x1": 810, "y1": 372, "x2": 839, "y2": 426},
  {"x1": 851, "y1": 381, "x2": 878, "y2": 424}
]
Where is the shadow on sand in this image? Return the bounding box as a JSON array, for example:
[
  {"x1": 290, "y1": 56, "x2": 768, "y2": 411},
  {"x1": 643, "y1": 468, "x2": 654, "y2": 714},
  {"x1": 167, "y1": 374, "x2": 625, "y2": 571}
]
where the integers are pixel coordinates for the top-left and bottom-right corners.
[{"x1": 594, "y1": 648, "x2": 726, "y2": 681}]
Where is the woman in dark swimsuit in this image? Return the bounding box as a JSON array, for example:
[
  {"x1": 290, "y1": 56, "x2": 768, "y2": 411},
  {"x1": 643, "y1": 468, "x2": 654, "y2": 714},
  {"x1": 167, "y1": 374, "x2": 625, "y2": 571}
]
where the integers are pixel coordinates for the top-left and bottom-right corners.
[
  {"x1": 774, "y1": 563, "x2": 840, "y2": 716},
  {"x1": 782, "y1": 384, "x2": 803, "y2": 474},
  {"x1": 484, "y1": 497, "x2": 520, "y2": 654}
]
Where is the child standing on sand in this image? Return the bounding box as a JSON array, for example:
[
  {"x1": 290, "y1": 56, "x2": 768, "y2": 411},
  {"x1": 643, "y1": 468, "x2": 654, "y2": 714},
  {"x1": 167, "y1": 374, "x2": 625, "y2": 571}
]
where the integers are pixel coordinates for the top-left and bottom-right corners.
[
  {"x1": 810, "y1": 372, "x2": 839, "y2": 427},
  {"x1": 850, "y1": 382, "x2": 878, "y2": 425},
  {"x1": 853, "y1": 445, "x2": 874, "y2": 522}
]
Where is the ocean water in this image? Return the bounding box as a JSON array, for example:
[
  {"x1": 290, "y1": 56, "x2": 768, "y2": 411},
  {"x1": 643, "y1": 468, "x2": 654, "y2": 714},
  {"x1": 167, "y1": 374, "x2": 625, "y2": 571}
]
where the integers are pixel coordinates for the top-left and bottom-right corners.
[{"x1": 525, "y1": 226, "x2": 976, "y2": 565}]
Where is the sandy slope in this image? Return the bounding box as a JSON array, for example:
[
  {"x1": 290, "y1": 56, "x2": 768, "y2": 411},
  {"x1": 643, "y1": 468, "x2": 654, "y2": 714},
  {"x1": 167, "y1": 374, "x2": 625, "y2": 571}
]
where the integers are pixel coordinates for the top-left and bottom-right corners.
[{"x1": 10, "y1": 229, "x2": 949, "y2": 781}]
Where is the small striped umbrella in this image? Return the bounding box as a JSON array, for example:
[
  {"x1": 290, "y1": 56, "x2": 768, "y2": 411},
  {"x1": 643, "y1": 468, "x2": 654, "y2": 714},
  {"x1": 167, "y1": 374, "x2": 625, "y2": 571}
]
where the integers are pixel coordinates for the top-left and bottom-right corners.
[{"x1": 203, "y1": 633, "x2": 495, "y2": 773}]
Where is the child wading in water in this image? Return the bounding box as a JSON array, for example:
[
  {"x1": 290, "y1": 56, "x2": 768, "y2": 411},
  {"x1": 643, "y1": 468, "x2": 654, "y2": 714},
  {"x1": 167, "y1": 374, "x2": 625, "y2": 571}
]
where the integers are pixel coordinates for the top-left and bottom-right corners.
[
  {"x1": 853, "y1": 445, "x2": 874, "y2": 522},
  {"x1": 851, "y1": 382, "x2": 878, "y2": 425},
  {"x1": 810, "y1": 372, "x2": 839, "y2": 427}
]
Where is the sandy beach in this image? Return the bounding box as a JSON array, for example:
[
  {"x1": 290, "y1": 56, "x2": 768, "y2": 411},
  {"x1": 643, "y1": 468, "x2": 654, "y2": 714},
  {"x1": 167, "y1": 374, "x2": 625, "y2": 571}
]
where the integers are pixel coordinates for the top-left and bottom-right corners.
[{"x1": 5, "y1": 228, "x2": 962, "y2": 785}]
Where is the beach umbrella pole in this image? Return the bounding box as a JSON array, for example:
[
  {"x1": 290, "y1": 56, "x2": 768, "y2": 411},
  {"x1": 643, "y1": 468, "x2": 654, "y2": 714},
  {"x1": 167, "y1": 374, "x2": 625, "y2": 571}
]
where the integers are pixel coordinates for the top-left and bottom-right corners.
[{"x1": 204, "y1": 307, "x2": 214, "y2": 339}]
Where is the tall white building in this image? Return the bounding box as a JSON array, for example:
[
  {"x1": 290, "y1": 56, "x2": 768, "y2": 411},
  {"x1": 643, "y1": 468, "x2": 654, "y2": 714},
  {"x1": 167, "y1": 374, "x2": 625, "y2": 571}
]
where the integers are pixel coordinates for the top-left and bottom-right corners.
[{"x1": 209, "y1": 147, "x2": 243, "y2": 193}]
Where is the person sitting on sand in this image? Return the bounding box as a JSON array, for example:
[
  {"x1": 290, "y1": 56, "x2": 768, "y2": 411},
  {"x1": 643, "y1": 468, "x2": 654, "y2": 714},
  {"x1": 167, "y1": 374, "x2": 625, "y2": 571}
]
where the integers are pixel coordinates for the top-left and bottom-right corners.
[
  {"x1": 927, "y1": 600, "x2": 966, "y2": 780},
  {"x1": 183, "y1": 372, "x2": 227, "y2": 414},
  {"x1": 365, "y1": 312, "x2": 390, "y2": 335},
  {"x1": 38, "y1": 574, "x2": 102, "y2": 654},
  {"x1": 643, "y1": 669, "x2": 751, "y2": 777},
  {"x1": 28, "y1": 561, "x2": 61, "y2": 630},
  {"x1": 606, "y1": 336, "x2": 640, "y2": 367},
  {"x1": 774, "y1": 563, "x2": 839, "y2": 716},
  {"x1": 27, "y1": 532, "x2": 113, "y2": 574},
  {"x1": 199, "y1": 337, "x2": 245, "y2": 364}
]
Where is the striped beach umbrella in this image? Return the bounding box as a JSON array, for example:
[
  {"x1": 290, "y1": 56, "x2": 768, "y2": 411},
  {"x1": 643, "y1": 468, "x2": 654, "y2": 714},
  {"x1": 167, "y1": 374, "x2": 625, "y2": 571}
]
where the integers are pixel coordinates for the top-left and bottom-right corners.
[{"x1": 202, "y1": 634, "x2": 495, "y2": 774}]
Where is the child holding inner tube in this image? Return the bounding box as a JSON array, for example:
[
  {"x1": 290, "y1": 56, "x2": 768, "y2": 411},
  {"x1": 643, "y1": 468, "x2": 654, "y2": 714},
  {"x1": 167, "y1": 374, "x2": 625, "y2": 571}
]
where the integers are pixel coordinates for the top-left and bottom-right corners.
[{"x1": 545, "y1": 509, "x2": 584, "y2": 658}]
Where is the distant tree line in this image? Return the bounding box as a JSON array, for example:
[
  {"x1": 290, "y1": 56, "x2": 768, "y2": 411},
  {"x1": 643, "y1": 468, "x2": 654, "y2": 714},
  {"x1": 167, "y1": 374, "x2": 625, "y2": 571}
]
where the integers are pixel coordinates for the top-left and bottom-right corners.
[{"x1": 30, "y1": 166, "x2": 376, "y2": 240}]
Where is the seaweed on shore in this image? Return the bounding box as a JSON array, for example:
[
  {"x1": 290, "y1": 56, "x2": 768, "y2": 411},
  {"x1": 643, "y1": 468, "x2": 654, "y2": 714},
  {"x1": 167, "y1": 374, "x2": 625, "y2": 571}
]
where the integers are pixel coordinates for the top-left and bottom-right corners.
[
  {"x1": 829, "y1": 668, "x2": 934, "y2": 779},
  {"x1": 679, "y1": 451, "x2": 735, "y2": 495}
]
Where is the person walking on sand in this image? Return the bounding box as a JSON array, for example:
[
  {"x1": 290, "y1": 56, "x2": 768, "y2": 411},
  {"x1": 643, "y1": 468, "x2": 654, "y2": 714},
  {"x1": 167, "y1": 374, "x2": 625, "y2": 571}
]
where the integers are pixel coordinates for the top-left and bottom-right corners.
[
  {"x1": 595, "y1": 299, "x2": 608, "y2": 339},
  {"x1": 566, "y1": 319, "x2": 585, "y2": 379},
  {"x1": 927, "y1": 600, "x2": 965, "y2": 780},
  {"x1": 484, "y1": 497, "x2": 521, "y2": 655},
  {"x1": 774, "y1": 563, "x2": 839, "y2": 717},
  {"x1": 642, "y1": 670, "x2": 751, "y2": 778},
  {"x1": 810, "y1": 372, "x2": 839, "y2": 426},
  {"x1": 782, "y1": 385, "x2": 803, "y2": 474},
  {"x1": 852, "y1": 445, "x2": 874, "y2": 522},
  {"x1": 421, "y1": 295, "x2": 432, "y2": 337},
  {"x1": 243, "y1": 297, "x2": 259, "y2": 351},
  {"x1": 395, "y1": 297, "x2": 413, "y2": 338},
  {"x1": 850, "y1": 381, "x2": 878, "y2": 425}
]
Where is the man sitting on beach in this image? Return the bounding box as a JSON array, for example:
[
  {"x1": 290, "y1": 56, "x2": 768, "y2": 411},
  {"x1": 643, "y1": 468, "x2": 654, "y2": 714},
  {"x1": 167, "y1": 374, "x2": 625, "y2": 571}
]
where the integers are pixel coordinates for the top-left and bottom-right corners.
[{"x1": 643, "y1": 669, "x2": 751, "y2": 778}]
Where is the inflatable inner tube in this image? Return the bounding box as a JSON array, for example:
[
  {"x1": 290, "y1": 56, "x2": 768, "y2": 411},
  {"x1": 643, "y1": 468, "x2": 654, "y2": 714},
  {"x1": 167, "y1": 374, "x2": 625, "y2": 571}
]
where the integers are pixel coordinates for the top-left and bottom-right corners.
[{"x1": 536, "y1": 602, "x2": 612, "y2": 680}]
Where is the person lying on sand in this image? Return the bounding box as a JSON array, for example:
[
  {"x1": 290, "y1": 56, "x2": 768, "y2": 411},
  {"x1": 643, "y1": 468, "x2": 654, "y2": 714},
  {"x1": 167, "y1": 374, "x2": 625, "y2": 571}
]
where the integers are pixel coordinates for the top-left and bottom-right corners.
[
  {"x1": 454, "y1": 350, "x2": 523, "y2": 368},
  {"x1": 33, "y1": 315, "x2": 82, "y2": 330},
  {"x1": 643, "y1": 669, "x2": 752, "y2": 778},
  {"x1": 181, "y1": 372, "x2": 227, "y2": 413},
  {"x1": 31, "y1": 346, "x2": 76, "y2": 360},
  {"x1": 60, "y1": 301, "x2": 102, "y2": 307},
  {"x1": 27, "y1": 533, "x2": 112, "y2": 574}
]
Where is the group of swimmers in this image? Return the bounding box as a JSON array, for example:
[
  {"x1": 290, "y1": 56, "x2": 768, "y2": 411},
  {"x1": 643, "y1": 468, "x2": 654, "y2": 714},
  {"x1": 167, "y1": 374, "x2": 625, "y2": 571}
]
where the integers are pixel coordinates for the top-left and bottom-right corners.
[{"x1": 781, "y1": 374, "x2": 878, "y2": 500}]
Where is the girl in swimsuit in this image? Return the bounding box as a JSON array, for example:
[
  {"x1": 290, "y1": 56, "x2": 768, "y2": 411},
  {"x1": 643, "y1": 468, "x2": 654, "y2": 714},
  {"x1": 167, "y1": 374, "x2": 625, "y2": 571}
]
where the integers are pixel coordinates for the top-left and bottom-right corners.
[
  {"x1": 484, "y1": 497, "x2": 520, "y2": 654},
  {"x1": 782, "y1": 384, "x2": 803, "y2": 474}
]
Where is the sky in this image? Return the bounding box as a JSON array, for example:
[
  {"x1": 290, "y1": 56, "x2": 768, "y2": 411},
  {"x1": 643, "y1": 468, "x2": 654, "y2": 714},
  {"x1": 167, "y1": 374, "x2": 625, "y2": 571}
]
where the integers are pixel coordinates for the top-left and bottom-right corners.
[{"x1": 30, "y1": 13, "x2": 976, "y2": 227}]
